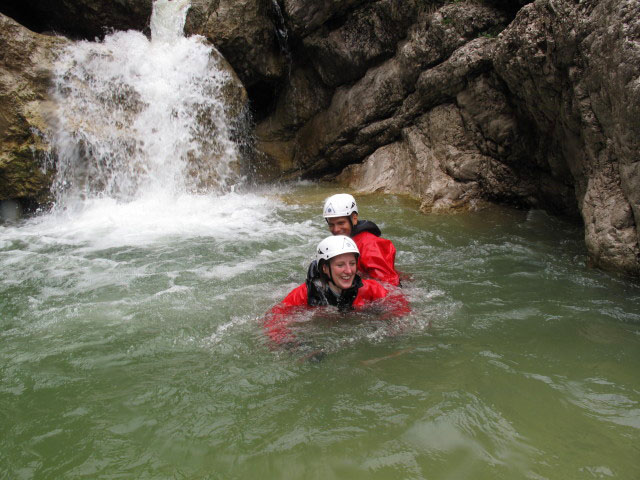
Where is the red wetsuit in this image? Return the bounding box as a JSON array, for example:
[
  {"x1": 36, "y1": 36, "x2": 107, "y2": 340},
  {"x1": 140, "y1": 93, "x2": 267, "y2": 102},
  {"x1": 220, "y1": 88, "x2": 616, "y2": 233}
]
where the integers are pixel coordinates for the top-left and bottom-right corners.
[
  {"x1": 352, "y1": 220, "x2": 400, "y2": 287},
  {"x1": 264, "y1": 278, "x2": 409, "y2": 344}
]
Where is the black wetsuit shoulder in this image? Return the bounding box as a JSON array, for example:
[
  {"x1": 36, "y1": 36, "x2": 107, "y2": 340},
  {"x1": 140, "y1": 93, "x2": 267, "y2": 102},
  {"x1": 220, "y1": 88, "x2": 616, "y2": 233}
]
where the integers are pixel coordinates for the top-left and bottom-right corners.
[{"x1": 351, "y1": 219, "x2": 381, "y2": 237}]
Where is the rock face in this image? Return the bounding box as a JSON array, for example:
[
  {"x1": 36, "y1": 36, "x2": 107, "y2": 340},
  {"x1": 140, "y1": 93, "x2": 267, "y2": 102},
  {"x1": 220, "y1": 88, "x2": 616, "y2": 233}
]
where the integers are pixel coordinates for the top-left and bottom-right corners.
[
  {"x1": 254, "y1": 0, "x2": 640, "y2": 275},
  {"x1": 0, "y1": 0, "x2": 638, "y2": 275},
  {"x1": 0, "y1": 14, "x2": 68, "y2": 203},
  {"x1": 0, "y1": 7, "x2": 250, "y2": 204},
  {"x1": 258, "y1": 1, "x2": 512, "y2": 177},
  {"x1": 184, "y1": 0, "x2": 286, "y2": 90},
  {"x1": 493, "y1": 0, "x2": 640, "y2": 274},
  {"x1": 0, "y1": 0, "x2": 152, "y2": 40}
]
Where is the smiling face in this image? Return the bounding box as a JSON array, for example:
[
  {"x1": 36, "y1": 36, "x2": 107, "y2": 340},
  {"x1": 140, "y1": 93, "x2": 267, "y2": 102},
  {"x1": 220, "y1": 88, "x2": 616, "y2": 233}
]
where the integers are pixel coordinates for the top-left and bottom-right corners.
[
  {"x1": 326, "y1": 213, "x2": 358, "y2": 236},
  {"x1": 322, "y1": 252, "x2": 357, "y2": 291}
]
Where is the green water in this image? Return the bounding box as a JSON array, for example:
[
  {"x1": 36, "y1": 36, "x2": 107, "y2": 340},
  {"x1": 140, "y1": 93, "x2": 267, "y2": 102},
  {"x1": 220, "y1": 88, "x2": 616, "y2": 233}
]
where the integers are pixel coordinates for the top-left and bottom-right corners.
[{"x1": 1, "y1": 184, "x2": 639, "y2": 479}]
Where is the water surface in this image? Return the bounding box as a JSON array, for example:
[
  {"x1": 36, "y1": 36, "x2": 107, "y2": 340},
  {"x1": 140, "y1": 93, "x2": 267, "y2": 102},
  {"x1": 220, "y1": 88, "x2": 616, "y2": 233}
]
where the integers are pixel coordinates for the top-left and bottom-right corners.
[{"x1": 1, "y1": 183, "x2": 639, "y2": 479}]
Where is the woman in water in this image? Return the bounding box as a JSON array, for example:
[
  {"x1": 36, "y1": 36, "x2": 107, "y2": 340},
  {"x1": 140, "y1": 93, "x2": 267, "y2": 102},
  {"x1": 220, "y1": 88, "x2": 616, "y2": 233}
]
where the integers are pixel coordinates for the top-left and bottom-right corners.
[{"x1": 263, "y1": 235, "x2": 409, "y2": 349}]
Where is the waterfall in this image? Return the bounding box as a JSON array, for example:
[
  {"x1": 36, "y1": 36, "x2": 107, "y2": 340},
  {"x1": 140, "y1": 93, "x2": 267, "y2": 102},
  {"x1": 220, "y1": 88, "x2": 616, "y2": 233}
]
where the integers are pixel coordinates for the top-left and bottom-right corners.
[
  {"x1": 270, "y1": 0, "x2": 292, "y2": 72},
  {"x1": 47, "y1": 0, "x2": 247, "y2": 209},
  {"x1": 150, "y1": 0, "x2": 192, "y2": 43}
]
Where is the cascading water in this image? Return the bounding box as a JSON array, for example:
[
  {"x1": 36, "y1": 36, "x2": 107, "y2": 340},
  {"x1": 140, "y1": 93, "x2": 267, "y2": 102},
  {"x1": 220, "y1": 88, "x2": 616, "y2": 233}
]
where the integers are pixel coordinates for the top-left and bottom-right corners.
[
  {"x1": 48, "y1": 0, "x2": 246, "y2": 208},
  {"x1": 2, "y1": 1, "x2": 640, "y2": 477}
]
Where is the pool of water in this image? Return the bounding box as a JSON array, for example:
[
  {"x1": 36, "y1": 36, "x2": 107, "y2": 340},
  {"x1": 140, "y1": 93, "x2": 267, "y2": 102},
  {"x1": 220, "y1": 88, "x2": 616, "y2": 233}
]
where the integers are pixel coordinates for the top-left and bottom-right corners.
[{"x1": 1, "y1": 183, "x2": 639, "y2": 479}]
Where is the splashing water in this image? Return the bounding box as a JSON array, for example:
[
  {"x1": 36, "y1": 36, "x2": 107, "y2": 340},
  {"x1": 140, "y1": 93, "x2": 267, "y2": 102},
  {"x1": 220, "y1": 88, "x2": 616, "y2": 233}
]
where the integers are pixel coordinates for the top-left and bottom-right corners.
[
  {"x1": 150, "y1": 0, "x2": 191, "y2": 43},
  {"x1": 47, "y1": 0, "x2": 246, "y2": 209},
  {"x1": 2, "y1": 179, "x2": 640, "y2": 479},
  {"x1": 2, "y1": 0, "x2": 640, "y2": 476}
]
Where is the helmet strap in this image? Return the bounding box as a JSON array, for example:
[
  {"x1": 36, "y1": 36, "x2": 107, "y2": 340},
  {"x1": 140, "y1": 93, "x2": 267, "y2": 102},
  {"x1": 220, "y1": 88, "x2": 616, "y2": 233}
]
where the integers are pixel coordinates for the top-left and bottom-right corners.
[{"x1": 322, "y1": 259, "x2": 336, "y2": 287}]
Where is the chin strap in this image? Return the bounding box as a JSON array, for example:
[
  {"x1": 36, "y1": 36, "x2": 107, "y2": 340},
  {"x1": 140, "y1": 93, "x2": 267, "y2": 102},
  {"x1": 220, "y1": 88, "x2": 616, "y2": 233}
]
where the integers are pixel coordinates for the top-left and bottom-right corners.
[
  {"x1": 317, "y1": 257, "x2": 335, "y2": 285},
  {"x1": 327, "y1": 261, "x2": 335, "y2": 284}
]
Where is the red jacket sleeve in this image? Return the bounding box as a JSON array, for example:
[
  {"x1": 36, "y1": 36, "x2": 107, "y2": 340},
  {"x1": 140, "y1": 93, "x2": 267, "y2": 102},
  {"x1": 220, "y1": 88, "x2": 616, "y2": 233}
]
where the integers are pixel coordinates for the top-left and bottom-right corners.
[
  {"x1": 354, "y1": 279, "x2": 411, "y2": 316},
  {"x1": 263, "y1": 284, "x2": 308, "y2": 344},
  {"x1": 353, "y1": 232, "x2": 400, "y2": 286}
]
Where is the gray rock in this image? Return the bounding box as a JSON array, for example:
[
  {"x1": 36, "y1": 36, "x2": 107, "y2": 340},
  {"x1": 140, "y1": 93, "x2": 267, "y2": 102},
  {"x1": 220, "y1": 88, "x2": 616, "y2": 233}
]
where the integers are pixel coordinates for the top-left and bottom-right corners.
[
  {"x1": 0, "y1": 0, "x2": 151, "y2": 40},
  {"x1": 0, "y1": 0, "x2": 286, "y2": 91},
  {"x1": 2, "y1": 0, "x2": 639, "y2": 275},
  {"x1": 493, "y1": 0, "x2": 640, "y2": 274},
  {"x1": 185, "y1": 0, "x2": 286, "y2": 88},
  {"x1": 256, "y1": 66, "x2": 331, "y2": 140},
  {"x1": 258, "y1": 1, "x2": 508, "y2": 179},
  {"x1": 302, "y1": 0, "x2": 418, "y2": 87},
  {"x1": 0, "y1": 14, "x2": 68, "y2": 202},
  {"x1": 338, "y1": 104, "x2": 487, "y2": 213},
  {"x1": 282, "y1": 0, "x2": 370, "y2": 38},
  {"x1": 265, "y1": 0, "x2": 639, "y2": 275},
  {"x1": 0, "y1": 10, "x2": 250, "y2": 203}
]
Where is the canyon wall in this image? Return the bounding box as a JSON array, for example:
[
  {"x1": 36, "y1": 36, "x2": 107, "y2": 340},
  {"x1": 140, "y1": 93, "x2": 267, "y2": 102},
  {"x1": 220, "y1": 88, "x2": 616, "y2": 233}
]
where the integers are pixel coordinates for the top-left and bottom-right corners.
[{"x1": 0, "y1": 0, "x2": 638, "y2": 275}]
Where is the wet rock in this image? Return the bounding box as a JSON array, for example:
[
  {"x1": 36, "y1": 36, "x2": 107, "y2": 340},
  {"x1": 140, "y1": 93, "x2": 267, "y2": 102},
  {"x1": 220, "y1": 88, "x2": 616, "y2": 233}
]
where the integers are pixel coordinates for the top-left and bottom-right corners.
[
  {"x1": 257, "y1": 1, "x2": 508, "y2": 179},
  {"x1": 0, "y1": 0, "x2": 286, "y2": 105},
  {"x1": 254, "y1": 65, "x2": 331, "y2": 173},
  {"x1": 268, "y1": 0, "x2": 639, "y2": 275},
  {"x1": 256, "y1": 66, "x2": 331, "y2": 140},
  {"x1": 338, "y1": 104, "x2": 487, "y2": 213},
  {"x1": 493, "y1": 0, "x2": 640, "y2": 274},
  {"x1": 0, "y1": 14, "x2": 68, "y2": 203},
  {"x1": 0, "y1": 0, "x2": 151, "y2": 40},
  {"x1": 185, "y1": 0, "x2": 286, "y2": 89},
  {"x1": 337, "y1": 140, "x2": 419, "y2": 197},
  {"x1": 301, "y1": 0, "x2": 418, "y2": 88},
  {"x1": 2, "y1": 0, "x2": 639, "y2": 275},
  {"x1": 282, "y1": 0, "x2": 368, "y2": 38}
]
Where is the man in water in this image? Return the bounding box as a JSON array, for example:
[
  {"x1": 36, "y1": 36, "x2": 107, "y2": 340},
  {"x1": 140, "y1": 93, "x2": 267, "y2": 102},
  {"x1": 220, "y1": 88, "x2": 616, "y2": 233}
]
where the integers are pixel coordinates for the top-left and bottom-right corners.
[{"x1": 322, "y1": 193, "x2": 400, "y2": 286}]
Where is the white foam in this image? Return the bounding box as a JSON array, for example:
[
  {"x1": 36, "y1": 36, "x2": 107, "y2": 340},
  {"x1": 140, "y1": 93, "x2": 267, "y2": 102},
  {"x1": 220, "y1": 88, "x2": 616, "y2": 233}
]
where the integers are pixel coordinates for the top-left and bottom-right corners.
[
  {"x1": 204, "y1": 315, "x2": 255, "y2": 346},
  {"x1": 154, "y1": 285, "x2": 191, "y2": 297},
  {"x1": 3, "y1": 191, "x2": 296, "y2": 250}
]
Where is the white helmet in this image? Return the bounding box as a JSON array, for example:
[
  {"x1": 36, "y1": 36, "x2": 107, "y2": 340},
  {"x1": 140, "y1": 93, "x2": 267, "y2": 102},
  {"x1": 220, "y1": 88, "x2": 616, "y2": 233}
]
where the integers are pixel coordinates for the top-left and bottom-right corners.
[
  {"x1": 323, "y1": 194, "x2": 358, "y2": 218},
  {"x1": 316, "y1": 235, "x2": 360, "y2": 263}
]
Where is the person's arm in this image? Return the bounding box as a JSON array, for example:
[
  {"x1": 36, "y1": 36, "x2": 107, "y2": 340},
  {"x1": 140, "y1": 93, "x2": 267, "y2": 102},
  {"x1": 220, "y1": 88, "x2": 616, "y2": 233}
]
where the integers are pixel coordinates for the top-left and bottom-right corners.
[
  {"x1": 263, "y1": 286, "x2": 327, "y2": 361},
  {"x1": 361, "y1": 279, "x2": 410, "y2": 316},
  {"x1": 381, "y1": 290, "x2": 411, "y2": 316},
  {"x1": 358, "y1": 236, "x2": 401, "y2": 286},
  {"x1": 262, "y1": 284, "x2": 308, "y2": 345}
]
